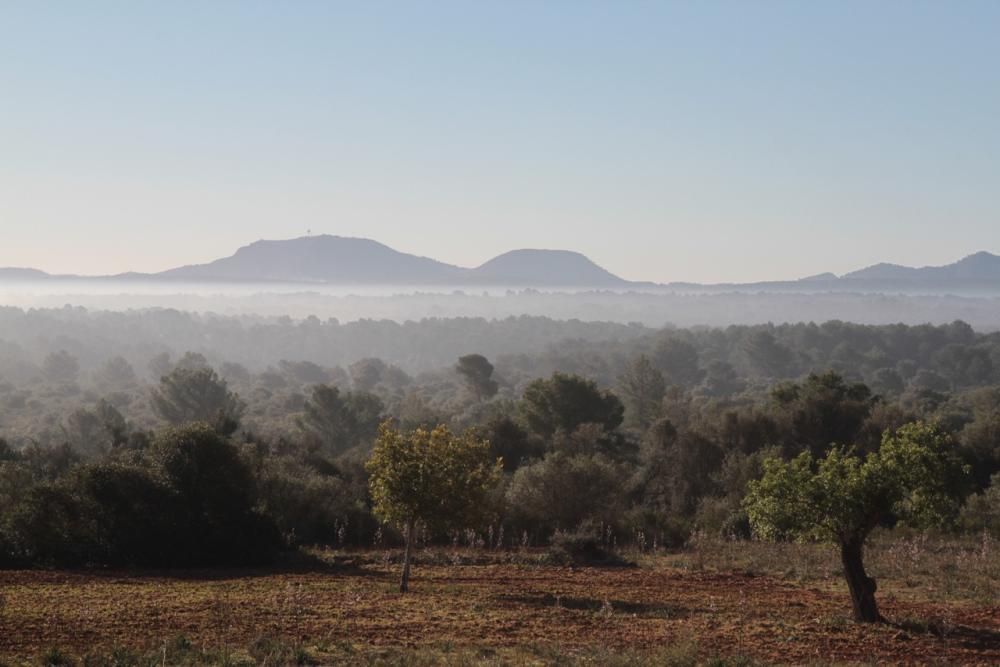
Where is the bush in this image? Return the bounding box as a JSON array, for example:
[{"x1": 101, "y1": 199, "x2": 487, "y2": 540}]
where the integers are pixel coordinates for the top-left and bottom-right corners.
[
  {"x1": 694, "y1": 496, "x2": 731, "y2": 536},
  {"x1": 546, "y1": 522, "x2": 631, "y2": 566},
  {"x1": 5, "y1": 483, "x2": 95, "y2": 566},
  {"x1": 720, "y1": 510, "x2": 752, "y2": 540},
  {"x1": 958, "y1": 474, "x2": 1000, "y2": 536},
  {"x1": 694, "y1": 494, "x2": 752, "y2": 542},
  {"x1": 39, "y1": 647, "x2": 75, "y2": 666},
  {"x1": 77, "y1": 463, "x2": 181, "y2": 566},
  {"x1": 624, "y1": 507, "x2": 692, "y2": 549},
  {"x1": 256, "y1": 455, "x2": 376, "y2": 547},
  {"x1": 506, "y1": 452, "x2": 628, "y2": 534},
  {"x1": 0, "y1": 424, "x2": 286, "y2": 568},
  {"x1": 152, "y1": 424, "x2": 282, "y2": 566},
  {"x1": 0, "y1": 529, "x2": 14, "y2": 567}
]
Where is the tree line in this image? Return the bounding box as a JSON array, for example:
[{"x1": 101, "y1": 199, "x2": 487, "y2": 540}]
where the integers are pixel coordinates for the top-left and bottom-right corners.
[{"x1": 0, "y1": 316, "x2": 998, "y2": 620}]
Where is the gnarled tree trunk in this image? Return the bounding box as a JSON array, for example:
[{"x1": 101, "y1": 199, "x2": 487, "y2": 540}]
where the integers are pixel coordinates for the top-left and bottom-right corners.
[
  {"x1": 399, "y1": 519, "x2": 415, "y2": 593},
  {"x1": 839, "y1": 537, "x2": 882, "y2": 623}
]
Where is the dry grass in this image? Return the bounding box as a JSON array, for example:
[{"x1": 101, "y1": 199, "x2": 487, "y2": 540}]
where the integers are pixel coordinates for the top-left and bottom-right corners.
[
  {"x1": 668, "y1": 530, "x2": 1000, "y2": 606},
  {"x1": 0, "y1": 536, "x2": 997, "y2": 666}
]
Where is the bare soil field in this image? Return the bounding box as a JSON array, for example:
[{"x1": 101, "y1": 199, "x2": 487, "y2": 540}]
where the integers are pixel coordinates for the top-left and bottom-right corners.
[{"x1": 0, "y1": 548, "x2": 998, "y2": 665}]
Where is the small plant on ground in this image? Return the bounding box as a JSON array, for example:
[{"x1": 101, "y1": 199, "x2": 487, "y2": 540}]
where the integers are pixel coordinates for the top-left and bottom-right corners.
[{"x1": 547, "y1": 522, "x2": 631, "y2": 567}]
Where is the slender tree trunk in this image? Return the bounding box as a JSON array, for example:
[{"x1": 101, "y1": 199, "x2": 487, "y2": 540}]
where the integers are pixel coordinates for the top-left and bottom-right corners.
[
  {"x1": 840, "y1": 538, "x2": 882, "y2": 623},
  {"x1": 399, "y1": 519, "x2": 415, "y2": 593}
]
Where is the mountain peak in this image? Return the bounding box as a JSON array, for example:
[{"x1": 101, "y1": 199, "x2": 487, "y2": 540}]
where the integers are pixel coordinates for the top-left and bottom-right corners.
[
  {"x1": 956, "y1": 250, "x2": 999, "y2": 264},
  {"x1": 159, "y1": 235, "x2": 463, "y2": 284},
  {"x1": 799, "y1": 272, "x2": 838, "y2": 282},
  {"x1": 472, "y1": 248, "x2": 627, "y2": 287}
]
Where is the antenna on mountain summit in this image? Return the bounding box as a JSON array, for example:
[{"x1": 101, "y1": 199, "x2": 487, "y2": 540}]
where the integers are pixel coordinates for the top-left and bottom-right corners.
[{"x1": 306, "y1": 229, "x2": 312, "y2": 236}]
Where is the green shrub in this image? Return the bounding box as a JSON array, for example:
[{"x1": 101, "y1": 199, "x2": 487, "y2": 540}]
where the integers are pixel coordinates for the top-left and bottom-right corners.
[{"x1": 546, "y1": 523, "x2": 631, "y2": 566}]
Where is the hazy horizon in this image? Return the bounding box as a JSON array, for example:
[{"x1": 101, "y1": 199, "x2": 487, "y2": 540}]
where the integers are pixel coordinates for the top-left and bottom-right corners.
[
  {"x1": 3, "y1": 2, "x2": 999, "y2": 283},
  {"x1": 1, "y1": 232, "x2": 999, "y2": 285}
]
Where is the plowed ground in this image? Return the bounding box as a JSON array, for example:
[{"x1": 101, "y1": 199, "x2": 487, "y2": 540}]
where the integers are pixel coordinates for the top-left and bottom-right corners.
[{"x1": 0, "y1": 556, "x2": 997, "y2": 665}]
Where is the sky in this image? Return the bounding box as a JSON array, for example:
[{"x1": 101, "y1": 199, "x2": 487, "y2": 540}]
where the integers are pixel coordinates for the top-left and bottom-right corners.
[{"x1": 1, "y1": 1, "x2": 998, "y2": 284}]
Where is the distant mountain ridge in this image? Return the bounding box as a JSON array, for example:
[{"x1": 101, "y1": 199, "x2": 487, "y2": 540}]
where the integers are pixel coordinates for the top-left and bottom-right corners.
[
  {"x1": 840, "y1": 251, "x2": 1000, "y2": 283},
  {"x1": 684, "y1": 251, "x2": 1000, "y2": 294},
  {"x1": 671, "y1": 251, "x2": 1000, "y2": 294},
  {"x1": 155, "y1": 236, "x2": 630, "y2": 286},
  {"x1": 0, "y1": 235, "x2": 630, "y2": 287},
  {"x1": 1, "y1": 237, "x2": 998, "y2": 292}
]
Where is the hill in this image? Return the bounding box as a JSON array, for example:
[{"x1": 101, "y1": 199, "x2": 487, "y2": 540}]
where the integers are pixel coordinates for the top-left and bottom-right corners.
[
  {"x1": 156, "y1": 236, "x2": 464, "y2": 285},
  {"x1": 0, "y1": 268, "x2": 50, "y2": 281},
  {"x1": 842, "y1": 251, "x2": 1000, "y2": 284},
  {"x1": 470, "y1": 249, "x2": 628, "y2": 287},
  {"x1": 153, "y1": 236, "x2": 631, "y2": 287}
]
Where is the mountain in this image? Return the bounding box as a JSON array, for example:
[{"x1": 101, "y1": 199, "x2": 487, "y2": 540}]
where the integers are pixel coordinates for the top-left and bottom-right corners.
[
  {"x1": 0, "y1": 268, "x2": 51, "y2": 280},
  {"x1": 156, "y1": 236, "x2": 465, "y2": 284},
  {"x1": 144, "y1": 235, "x2": 631, "y2": 286},
  {"x1": 655, "y1": 251, "x2": 1000, "y2": 294},
  {"x1": 470, "y1": 249, "x2": 628, "y2": 287},
  {"x1": 842, "y1": 252, "x2": 1000, "y2": 284},
  {"x1": 2, "y1": 237, "x2": 998, "y2": 292},
  {"x1": 840, "y1": 262, "x2": 918, "y2": 281}
]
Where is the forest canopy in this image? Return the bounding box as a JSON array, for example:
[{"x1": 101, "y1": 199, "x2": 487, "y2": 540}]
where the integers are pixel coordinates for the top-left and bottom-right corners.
[{"x1": 0, "y1": 309, "x2": 998, "y2": 572}]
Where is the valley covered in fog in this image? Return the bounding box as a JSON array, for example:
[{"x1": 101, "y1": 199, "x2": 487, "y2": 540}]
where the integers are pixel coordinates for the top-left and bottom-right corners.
[{"x1": 2, "y1": 279, "x2": 1000, "y2": 329}]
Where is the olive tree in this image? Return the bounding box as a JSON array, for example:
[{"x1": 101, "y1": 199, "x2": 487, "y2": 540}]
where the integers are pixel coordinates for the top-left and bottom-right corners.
[
  {"x1": 366, "y1": 421, "x2": 501, "y2": 592},
  {"x1": 744, "y1": 422, "x2": 966, "y2": 623}
]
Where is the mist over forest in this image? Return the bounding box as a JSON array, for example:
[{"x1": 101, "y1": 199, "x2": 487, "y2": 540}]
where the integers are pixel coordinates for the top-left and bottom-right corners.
[
  {"x1": 3, "y1": 282, "x2": 1000, "y2": 329},
  {"x1": 0, "y1": 301, "x2": 997, "y2": 481},
  {"x1": 6, "y1": 261, "x2": 1000, "y2": 660}
]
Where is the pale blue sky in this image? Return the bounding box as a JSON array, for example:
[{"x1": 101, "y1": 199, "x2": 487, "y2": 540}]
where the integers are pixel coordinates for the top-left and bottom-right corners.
[{"x1": 1, "y1": 1, "x2": 998, "y2": 283}]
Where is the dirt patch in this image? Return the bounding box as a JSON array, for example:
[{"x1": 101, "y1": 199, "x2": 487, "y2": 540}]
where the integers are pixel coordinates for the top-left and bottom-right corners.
[{"x1": 0, "y1": 557, "x2": 997, "y2": 664}]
